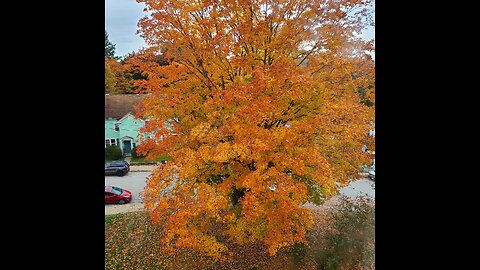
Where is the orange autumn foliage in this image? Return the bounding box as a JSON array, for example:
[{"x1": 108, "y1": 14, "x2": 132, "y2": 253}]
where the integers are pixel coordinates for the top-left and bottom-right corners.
[
  {"x1": 133, "y1": 0, "x2": 375, "y2": 260},
  {"x1": 105, "y1": 57, "x2": 135, "y2": 94}
]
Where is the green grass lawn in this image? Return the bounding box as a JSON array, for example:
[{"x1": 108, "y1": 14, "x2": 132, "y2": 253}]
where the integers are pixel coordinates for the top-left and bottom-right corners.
[
  {"x1": 105, "y1": 200, "x2": 375, "y2": 270},
  {"x1": 105, "y1": 158, "x2": 124, "y2": 163},
  {"x1": 130, "y1": 155, "x2": 171, "y2": 164},
  {"x1": 129, "y1": 156, "x2": 153, "y2": 164},
  {"x1": 105, "y1": 155, "x2": 169, "y2": 164}
]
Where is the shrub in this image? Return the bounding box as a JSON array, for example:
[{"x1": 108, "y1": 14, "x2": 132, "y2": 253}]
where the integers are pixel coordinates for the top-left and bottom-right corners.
[
  {"x1": 131, "y1": 146, "x2": 147, "y2": 159},
  {"x1": 105, "y1": 145, "x2": 123, "y2": 160},
  {"x1": 285, "y1": 243, "x2": 308, "y2": 266},
  {"x1": 131, "y1": 146, "x2": 138, "y2": 158},
  {"x1": 313, "y1": 196, "x2": 375, "y2": 270}
]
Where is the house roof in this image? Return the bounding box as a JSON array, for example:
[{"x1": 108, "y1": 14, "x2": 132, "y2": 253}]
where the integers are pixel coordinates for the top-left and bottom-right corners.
[{"x1": 105, "y1": 94, "x2": 145, "y2": 119}]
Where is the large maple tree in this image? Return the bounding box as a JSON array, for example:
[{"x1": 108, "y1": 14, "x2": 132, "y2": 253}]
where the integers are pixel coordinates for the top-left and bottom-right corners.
[{"x1": 133, "y1": 0, "x2": 375, "y2": 260}]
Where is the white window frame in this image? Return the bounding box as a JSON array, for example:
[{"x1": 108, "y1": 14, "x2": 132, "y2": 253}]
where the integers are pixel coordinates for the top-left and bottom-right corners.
[{"x1": 105, "y1": 138, "x2": 118, "y2": 148}]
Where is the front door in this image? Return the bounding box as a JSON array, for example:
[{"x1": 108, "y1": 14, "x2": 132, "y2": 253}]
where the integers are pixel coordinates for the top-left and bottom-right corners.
[{"x1": 123, "y1": 140, "x2": 132, "y2": 155}]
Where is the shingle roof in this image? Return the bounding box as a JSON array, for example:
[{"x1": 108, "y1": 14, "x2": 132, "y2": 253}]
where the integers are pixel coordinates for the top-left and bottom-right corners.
[{"x1": 105, "y1": 94, "x2": 145, "y2": 119}]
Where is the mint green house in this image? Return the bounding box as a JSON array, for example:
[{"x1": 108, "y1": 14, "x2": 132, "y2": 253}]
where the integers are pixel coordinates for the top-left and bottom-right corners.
[{"x1": 105, "y1": 94, "x2": 147, "y2": 156}]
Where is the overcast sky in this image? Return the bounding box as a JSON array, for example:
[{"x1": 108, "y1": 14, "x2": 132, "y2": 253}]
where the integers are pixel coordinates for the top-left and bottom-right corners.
[
  {"x1": 105, "y1": 0, "x2": 374, "y2": 59},
  {"x1": 105, "y1": 0, "x2": 147, "y2": 58}
]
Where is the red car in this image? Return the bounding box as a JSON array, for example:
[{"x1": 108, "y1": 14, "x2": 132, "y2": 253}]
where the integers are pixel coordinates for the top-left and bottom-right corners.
[{"x1": 105, "y1": 186, "x2": 132, "y2": 204}]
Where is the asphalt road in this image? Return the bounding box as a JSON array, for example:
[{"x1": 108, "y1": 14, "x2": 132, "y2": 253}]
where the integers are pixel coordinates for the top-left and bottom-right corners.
[
  {"x1": 338, "y1": 178, "x2": 375, "y2": 199},
  {"x1": 105, "y1": 172, "x2": 375, "y2": 215}
]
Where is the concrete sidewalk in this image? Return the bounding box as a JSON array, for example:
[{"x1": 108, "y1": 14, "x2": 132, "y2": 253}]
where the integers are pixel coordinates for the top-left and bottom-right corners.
[
  {"x1": 123, "y1": 155, "x2": 158, "y2": 172},
  {"x1": 129, "y1": 164, "x2": 157, "y2": 172},
  {"x1": 105, "y1": 203, "x2": 145, "y2": 215}
]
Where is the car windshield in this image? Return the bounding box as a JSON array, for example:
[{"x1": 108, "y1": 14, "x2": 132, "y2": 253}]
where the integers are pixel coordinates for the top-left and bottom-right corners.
[{"x1": 111, "y1": 187, "x2": 123, "y2": 195}]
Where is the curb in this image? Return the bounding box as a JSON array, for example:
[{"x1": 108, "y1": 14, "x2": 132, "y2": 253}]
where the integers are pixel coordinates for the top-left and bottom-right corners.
[
  {"x1": 129, "y1": 164, "x2": 157, "y2": 172},
  {"x1": 130, "y1": 163, "x2": 158, "y2": 166},
  {"x1": 105, "y1": 203, "x2": 145, "y2": 215}
]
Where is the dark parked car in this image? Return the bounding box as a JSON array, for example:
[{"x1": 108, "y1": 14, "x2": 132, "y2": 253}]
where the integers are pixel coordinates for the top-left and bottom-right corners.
[
  {"x1": 368, "y1": 167, "x2": 375, "y2": 181},
  {"x1": 109, "y1": 160, "x2": 130, "y2": 172},
  {"x1": 105, "y1": 161, "x2": 129, "y2": 176},
  {"x1": 105, "y1": 186, "x2": 132, "y2": 204}
]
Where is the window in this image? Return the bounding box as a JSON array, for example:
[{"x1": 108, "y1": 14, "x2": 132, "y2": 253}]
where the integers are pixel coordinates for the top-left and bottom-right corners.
[
  {"x1": 107, "y1": 163, "x2": 119, "y2": 168},
  {"x1": 111, "y1": 187, "x2": 123, "y2": 195},
  {"x1": 105, "y1": 138, "x2": 117, "y2": 148},
  {"x1": 105, "y1": 192, "x2": 113, "y2": 196},
  {"x1": 114, "y1": 123, "x2": 120, "y2": 132}
]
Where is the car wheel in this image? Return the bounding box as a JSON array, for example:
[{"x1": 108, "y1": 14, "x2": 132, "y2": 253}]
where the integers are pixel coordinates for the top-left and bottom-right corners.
[
  {"x1": 118, "y1": 199, "x2": 126, "y2": 205},
  {"x1": 116, "y1": 170, "x2": 124, "y2": 176}
]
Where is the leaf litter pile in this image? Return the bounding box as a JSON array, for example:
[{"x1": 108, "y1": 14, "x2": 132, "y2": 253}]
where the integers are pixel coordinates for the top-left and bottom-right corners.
[{"x1": 105, "y1": 202, "x2": 374, "y2": 270}]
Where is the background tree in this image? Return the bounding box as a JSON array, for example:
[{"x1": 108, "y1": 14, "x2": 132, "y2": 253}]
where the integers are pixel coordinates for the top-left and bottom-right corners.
[
  {"x1": 105, "y1": 59, "x2": 116, "y2": 92},
  {"x1": 105, "y1": 30, "x2": 119, "y2": 59},
  {"x1": 134, "y1": 0, "x2": 375, "y2": 260},
  {"x1": 105, "y1": 30, "x2": 132, "y2": 94},
  {"x1": 105, "y1": 57, "x2": 135, "y2": 94},
  {"x1": 122, "y1": 51, "x2": 170, "y2": 93}
]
